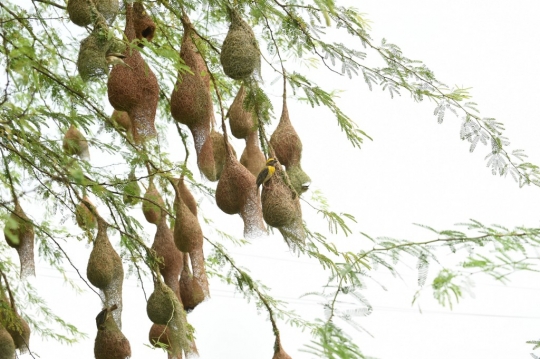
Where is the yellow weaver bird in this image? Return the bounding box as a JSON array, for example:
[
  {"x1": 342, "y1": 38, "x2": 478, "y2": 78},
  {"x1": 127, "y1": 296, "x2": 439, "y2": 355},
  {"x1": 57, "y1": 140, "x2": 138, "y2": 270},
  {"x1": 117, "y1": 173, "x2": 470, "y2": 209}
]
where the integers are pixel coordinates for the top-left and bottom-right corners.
[{"x1": 256, "y1": 158, "x2": 278, "y2": 189}]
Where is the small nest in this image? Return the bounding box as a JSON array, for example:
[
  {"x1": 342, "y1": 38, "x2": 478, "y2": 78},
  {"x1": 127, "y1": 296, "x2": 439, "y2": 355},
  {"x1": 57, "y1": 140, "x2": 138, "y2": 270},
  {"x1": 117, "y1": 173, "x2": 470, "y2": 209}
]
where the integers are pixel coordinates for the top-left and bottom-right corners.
[
  {"x1": 220, "y1": 8, "x2": 260, "y2": 80},
  {"x1": 110, "y1": 110, "x2": 131, "y2": 132},
  {"x1": 173, "y1": 186, "x2": 203, "y2": 254},
  {"x1": 152, "y1": 217, "x2": 182, "y2": 295},
  {"x1": 147, "y1": 281, "x2": 176, "y2": 325},
  {"x1": 75, "y1": 196, "x2": 97, "y2": 230},
  {"x1": 179, "y1": 252, "x2": 206, "y2": 312},
  {"x1": 0, "y1": 325, "x2": 15, "y2": 359},
  {"x1": 240, "y1": 130, "x2": 266, "y2": 177},
  {"x1": 63, "y1": 125, "x2": 90, "y2": 160},
  {"x1": 261, "y1": 167, "x2": 305, "y2": 247},
  {"x1": 216, "y1": 154, "x2": 265, "y2": 238},
  {"x1": 211, "y1": 129, "x2": 237, "y2": 180},
  {"x1": 67, "y1": 0, "x2": 119, "y2": 27},
  {"x1": 6, "y1": 314, "x2": 30, "y2": 354},
  {"x1": 270, "y1": 101, "x2": 302, "y2": 168},
  {"x1": 133, "y1": 2, "x2": 156, "y2": 45},
  {"x1": 229, "y1": 85, "x2": 255, "y2": 139},
  {"x1": 272, "y1": 341, "x2": 292, "y2": 359},
  {"x1": 3, "y1": 202, "x2": 35, "y2": 278},
  {"x1": 76, "y1": 31, "x2": 109, "y2": 82},
  {"x1": 175, "y1": 177, "x2": 197, "y2": 216},
  {"x1": 122, "y1": 172, "x2": 141, "y2": 206},
  {"x1": 197, "y1": 132, "x2": 217, "y2": 181},
  {"x1": 142, "y1": 179, "x2": 164, "y2": 225},
  {"x1": 94, "y1": 306, "x2": 131, "y2": 359},
  {"x1": 148, "y1": 323, "x2": 171, "y2": 349},
  {"x1": 107, "y1": 3, "x2": 159, "y2": 144},
  {"x1": 287, "y1": 164, "x2": 311, "y2": 195}
]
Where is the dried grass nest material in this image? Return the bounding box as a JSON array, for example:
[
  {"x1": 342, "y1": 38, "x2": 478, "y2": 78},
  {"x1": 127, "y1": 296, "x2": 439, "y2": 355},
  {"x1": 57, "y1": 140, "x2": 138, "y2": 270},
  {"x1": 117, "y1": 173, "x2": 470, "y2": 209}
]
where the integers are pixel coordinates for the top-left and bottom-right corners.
[
  {"x1": 173, "y1": 185, "x2": 203, "y2": 254},
  {"x1": 240, "y1": 130, "x2": 266, "y2": 177},
  {"x1": 76, "y1": 32, "x2": 109, "y2": 83},
  {"x1": 0, "y1": 324, "x2": 15, "y2": 359},
  {"x1": 152, "y1": 217, "x2": 182, "y2": 295},
  {"x1": 133, "y1": 2, "x2": 156, "y2": 45},
  {"x1": 220, "y1": 7, "x2": 261, "y2": 80},
  {"x1": 174, "y1": 177, "x2": 197, "y2": 216},
  {"x1": 122, "y1": 172, "x2": 141, "y2": 206},
  {"x1": 269, "y1": 101, "x2": 302, "y2": 168},
  {"x1": 76, "y1": 196, "x2": 97, "y2": 230},
  {"x1": 229, "y1": 85, "x2": 255, "y2": 139},
  {"x1": 86, "y1": 220, "x2": 122, "y2": 290},
  {"x1": 216, "y1": 154, "x2": 266, "y2": 238},
  {"x1": 197, "y1": 133, "x2": 217, "y2": 181},
  {"x1": 179, "y1": 252, "x2": 205, "y2": 312},
  {"x1": 6, "y1": 314, "x2": 30, "y2": 354},
  {"x1": 286, "y1": 164, "x2": 311, "y2": 195},
  {"x1": 63, "y1": 125, "x2": 90, "y2": 160},
  {"x1": 211, "y1": 129, "x2": 237, "y2": 181},
  {"x1": 94, "y1": 306, "x2": 131, "y2": 359},
  {"x1": 148, "y1": 323, "x2": 171, "y2": 349},
  {"x1": 107, "y1": 3, "x2": 159, "y2": 144},
  {"x1": 272, "y1": 342, "x2": 293, "y2": 359},
  {"x1": 142, "y1": 180, "x2": 164, "y2": 225},
  {"x1": 110, "y1": 110, "x2": 131, "y2": 132},
  {"x1": 3, "y1": 202, "x2": 35, "y2": 279},
  {"x1": 67, "y1": 0, "x2": 119, "y2": 27}
]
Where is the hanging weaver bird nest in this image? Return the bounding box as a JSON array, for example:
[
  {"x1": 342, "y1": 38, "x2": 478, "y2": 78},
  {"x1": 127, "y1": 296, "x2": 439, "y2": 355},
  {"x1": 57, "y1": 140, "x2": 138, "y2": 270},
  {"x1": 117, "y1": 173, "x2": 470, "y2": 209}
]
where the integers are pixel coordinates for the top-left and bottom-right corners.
[
  {"x1": 272, "y1": 341, "x2": 293, "y2": 359},
  {"x1": 3, "y1": 202, "x2": 35, "y2": 279},
  {"x1": 229, "y1": 84, "x2": 255, "y2": 139},
  {"x1": 76, "y1": 31, "x2": 110, "y2": 82},
  {"x1": 240, "y1": 130, "x2": 266, "y2": 177},
  {"x1": 216, "y1": 153, "x2": 266, "y2": 238},
  {"x1": 0, "y1": 324, "x2": 15, "y2": 359},
  {"x1": 197, "y1": 134, "x2": 217, "y2": 181},
  {"x1": 133, "y1": 2, "x2": 155, "y2": 45},
  {"x1": 148, "y1": 323, "x2": 171, "y2": 349},
  {"x1": 87, "y1": 219, "x2": 125, "y2": 328},
  {"x1": 147, "y1": 281, "x2": 176, "y2": 325},
  {"x1": 142, "y1": 179, "x2": 164, "y2": 225},
  {"x1": 110, "y1": 110, "x2": 131, "y2": 132},
  {"x1": 270, "y1": 100, "x2": 302, "y2": 168},
  {"x1": 67, "y1": 0, "x2": 118, "y2": 27},
  {"x1": 122, "y1": 171, "x2": 141, "y2": 206},
  {"x1": 63, "y1": 125, "x2": 90, "y2": 160},
  {"x1": 211, "y1": 129, "x2": 237, "y2": 180},
  {"x1": 173, "y1": 185, "x2": 203, "y2": 254},
  {"x1": 179, "y1": 252, "x2": 206, "y2": 312},
  {"x1": 107, "y1": 3, "x2": 159, "y2": 144},
  {"x1": 174, "y1": 177, "x2": 197, "y2": 216},
  {"x1": 220, "y1": 7, "x2": 261, "y2": 80},
  {"x1": 6, "y1": 314, "x2": 30, "y2": 354},
  {"x1": 94, "y1": 305, "x2": 131, "y2": 359},
  {"x1": 152, "y1": 217, "x2": 182, "y2": 296},
  {"x1": 261, "y1": 166, "x2": 305, "y2": 247},
  {"x1": 75, "y1": 195, "x2": 97, "y2": 230},
  {"x1": 287, "y1": 164, "x2": 311, "y2": 195}
]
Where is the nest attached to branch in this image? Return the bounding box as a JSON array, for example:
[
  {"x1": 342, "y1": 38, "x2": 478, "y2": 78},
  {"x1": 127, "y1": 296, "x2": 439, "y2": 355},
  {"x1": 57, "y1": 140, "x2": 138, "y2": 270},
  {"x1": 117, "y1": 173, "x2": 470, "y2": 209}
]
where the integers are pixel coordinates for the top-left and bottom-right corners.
[
  {"x1": 240, "y1": 130, "x2": 266, "y2": 177},
  {"x1": 142, "y1": 179, "x2": 164, "y2": 225},
  {"x1": 67, "y1": 0, "x2": 118, "y2": 27},
  {"x1": 0, "y1": 285, "x2": 31, "y2": 355},
  {"x1": 0, "y1": 324, "x2": 15, "y2": 359},
  {"x1": 133, "y1": 2, "x2": 156, "y2": 45},
  {"x1": 179, "y1": 251, "x2": 208, "y2": 312},
  {"x1": 63, "y1": 125, "x2": 90, "y2": 160},
  {"x1": 3, "y1": 202, "x2": 35, "y2": 279},
  {"x1": 94, "y1": 305, "x2": 131, "y2": 359},
  {"x1": 76, "y1": 31, "x2": 110, "y2": 83},
  {"x1": 229, "y1": 85, "x2": 255, "y2": 139},
  {"x1": 152, "y1": 217, "x2": 183, "y2": 297},
  {"x1": 107, "y1": 3, "x2": 159, "y2": 144},
  {"x1": 173, "y1": 187, "x2": 203, "y2": 254},
  {"x1": 220, "y1": 8, "x2": 261, "y2": 80},
  {"x1": 75, "y1": 195, "x2": 97, "y2": 230}
]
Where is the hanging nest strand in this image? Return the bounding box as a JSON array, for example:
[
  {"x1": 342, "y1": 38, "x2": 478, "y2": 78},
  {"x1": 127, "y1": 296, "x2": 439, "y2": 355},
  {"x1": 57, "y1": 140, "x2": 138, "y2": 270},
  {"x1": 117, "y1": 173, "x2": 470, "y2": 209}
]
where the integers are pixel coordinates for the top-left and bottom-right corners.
[
  {"x1": 75, "y1": 195, "x2": 97, "y2": 230},
  {"x1": 94, "y1": 305, "x2": 131, "y2": 359},
  {"x1": 133, "y1": 2, "x2": 156, "y2": 45},
  {"x1": 67, "y1": 0, "x2": 118, "y2": 27},
  {"x1": 142, "y1": 179, "x2": 164, "y2": 225},
  {"x1": 229, "y1": 84, "x2": 255, "y2": 139},
  {"x1": 3, "y1": 202, "x2": 35, "y2": 279},
  {"x1": 170, "y1": 15, "x2": 216, "y2": 181},
  {"x1": 86, "y1": 219, "x2": 124, "y2": 328},
  {"x1": 261, "y1": 165, "x2": 305, "y2": 248},
  {"x1": 220, "y1": 7, "x2": 261, "y2": 80},
  {"x1": 216, "y1": 153, "x2": 266, "y2": 238},
  {"x1": 240, "y1": 129, "x2": 266, "y2": 177},
  {"x1": 63, "y1": 125, "x2": 90, "y2": 160},
  {"x1": 152, "y1": 216, "x2": 183, "y2": 298},
  {"x1": 107, "y1": 3, "x2": 159, "y2": 144}
]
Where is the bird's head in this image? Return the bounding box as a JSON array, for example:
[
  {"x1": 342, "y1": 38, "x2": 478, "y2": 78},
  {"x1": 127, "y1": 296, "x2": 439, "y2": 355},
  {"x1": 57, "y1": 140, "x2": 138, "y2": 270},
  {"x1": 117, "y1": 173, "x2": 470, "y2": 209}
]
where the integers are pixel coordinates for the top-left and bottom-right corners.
[{"x1": 266, "y1": 157, "x2": 278, "y2": 166}]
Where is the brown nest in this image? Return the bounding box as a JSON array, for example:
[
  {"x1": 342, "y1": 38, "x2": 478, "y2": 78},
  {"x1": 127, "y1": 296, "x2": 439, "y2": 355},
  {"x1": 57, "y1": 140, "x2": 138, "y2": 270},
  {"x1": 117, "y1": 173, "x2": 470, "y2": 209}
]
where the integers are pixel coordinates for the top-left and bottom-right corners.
[
  {"x1": 6, "y1": 314, "x2": 30, "y2": 354},
  {"x1": 286, "y1": 164, "x2": 311, "y2": 195},
  {"x1": 272, "y1": 341, "x2": 293, "y2": 359},
  {"x1": 240, "y1": 130, "x2": 266, "y2": 177},
  {"x1": 147, "y1": 281, "x2": 176, "y2": 325},
  {"x1": 3, "y1": 202, "x2": 35, "y2": 278},
  {"x1": 0, "y1": 325, "x2": 15, "y2": 359},
  {"x1": 175, "y1": 177, "x2": 197, "y2": 216},
  {"x1": 152, "y1": 217, "x2": 182, "y2": 296},
  {"x1": 133, "y1": 2, "x2": 156, "y2": 45},
  {"x1": 75, "y1": 195, "x2": 97, "y2": 230},
  {"x1": 179, "y1": 252, "x2": 205, "y2": 312},
  {"x1": 142, "y1": 179, "x2": 164, "y2": 225},
  {"x1": 220, "y1": 8, "x2": 260, "y2": 80},
  {"x1": 110, "y1": 110, "x2": 131, "y2": 132},
  {"x1": 229, "y1": 85, "x2": 255, "y2": 139},
  {"x1": 76, "y1": 31, "x2": 109, "y2": 83},
  {"x1": 173, "y1": 185, "x2": 203, "y2": 254},
  {"x1": 107, "y1": 3, "x2": 159, "y2": 144},
  {"x1": 211, "y1": 129, "x2": 237, "y2": 180},
  {"x1": 122, "y1": 172, "x2": 141, "y2": 206},
  {"x1": 94, "y1": 306, "x2": 131, "y2": 359},
  {"x1": 63, "y1": 125, "x2": 90, "y2": 160},
  {"x1": 67, "y1": 0, "x2": 119, "y2": 27},
  {"x1": 216, "y1": 153, "x2": 266, "y2": 238},
  {"x1": 270, "y1": 101, "x2": 302, "y2": 168}
]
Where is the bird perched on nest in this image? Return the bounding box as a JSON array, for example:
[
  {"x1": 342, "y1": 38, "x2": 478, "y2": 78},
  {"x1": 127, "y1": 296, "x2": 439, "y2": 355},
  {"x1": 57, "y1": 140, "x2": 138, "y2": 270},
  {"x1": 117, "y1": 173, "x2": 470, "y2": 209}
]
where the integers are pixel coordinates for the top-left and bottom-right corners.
[
  {"x1": 95, "y1": 304, "x2": 118, "y2": 330},
  {"x1": 256, "y1": 158, "x2": 278, "y2": 189},
  {"x1": 106, "y1": 52, "x2": 131, "y2": 69}
]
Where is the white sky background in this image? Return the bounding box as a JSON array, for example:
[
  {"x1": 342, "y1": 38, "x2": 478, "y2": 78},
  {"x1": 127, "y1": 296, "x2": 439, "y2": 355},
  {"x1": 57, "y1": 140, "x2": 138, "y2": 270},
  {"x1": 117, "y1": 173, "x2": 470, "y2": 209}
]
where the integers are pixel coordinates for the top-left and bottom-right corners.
[{"x1": 9, "y1": 0, "x2": 540, "y2": 358}]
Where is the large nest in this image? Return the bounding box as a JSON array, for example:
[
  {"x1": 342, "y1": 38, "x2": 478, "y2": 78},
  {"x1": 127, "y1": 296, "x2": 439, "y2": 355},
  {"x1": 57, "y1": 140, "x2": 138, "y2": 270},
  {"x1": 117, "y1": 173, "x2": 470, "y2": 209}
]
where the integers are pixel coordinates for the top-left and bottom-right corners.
[
  {"x1": 133, "y1": 2, "x2": 156, "y2": 45},
  {"x1": 152, "y1": 217, "x2": 182, "y2": 297},
  {"x1": 75, "y1": 195, "x2": 97, "y2": 230},
  {"x1": 63, "y1": 125, "x2": 90, "y2": 160},
  {"x1": 0, "y1": 286, "x2": 30, "y2": 355},
  {"x1": 86, "y1": 219, "x2": 124, "y2": 327},
  {"x1": 94, "y1": 306, "x2": 131, "y2": 359},
  {"x1": 240, "y1": 130, "x2": 266, "y2": 177},
  {"x1": 3, "y1": 202, "x2": 35, "y2": 279},
  {"x1": 220, "y1": 8, "x2": 260, "y2": 80},
  {"x1": 148, "y1": 323, "x2": 171, "y2": 349},
  {"x1": 67, "y1": 0, "x2": 118, "y2": 27},
  {"x1": 229, "y1": 85, "x2": 255, "y2": 139},
  {"x1": 142, "y1": 179, "x2": 164, "y2": 225},
  {"x1": 261, "y1": 166, "x2": 305, "y2": 247},
  {"x1": 107, "y1": 3, "x2": 159, "y2": 143},
  {"x1": 216, "y1": 153, "x2": 265, "y2": 238},
  {"x1": 272, "y1": 341, "x2": 293, "y2": 359}
]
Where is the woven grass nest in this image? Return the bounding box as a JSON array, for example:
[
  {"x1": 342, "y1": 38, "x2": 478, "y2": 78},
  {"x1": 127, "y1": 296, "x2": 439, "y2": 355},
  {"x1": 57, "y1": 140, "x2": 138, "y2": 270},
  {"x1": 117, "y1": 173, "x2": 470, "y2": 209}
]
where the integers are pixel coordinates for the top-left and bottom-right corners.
[
  {"x1": 179, "y1": 252, "x2": 206, "y2": 312},
  {"x1": 67, "y1": 0, "x2": 118, "y2": 27},
  {"x1": 0, "y1": 325, "x2": 15, "y2": 359},
  {"x1": 133, "y1": 2, "x2": 155, "y2": 46},
  {"x1": 122, "y1": 171, "x2": 141, "y2": 206},
  {"x1": 107, "y1": 3, "x2": 159, "y2": 144},
  {"x1": 216, "y1": 153, "x2": 265, "y2": 238},
  {"x1": 174, "y1": 177, "x2": 197, "y2": 216},
  {"x1": 110, "y1": 110, "x2": 131, "y2": 132},
  {"x1": 75, "y1": 195, "x2": 97, "y2": 230},
  {"x1": 240, "y1": 130, "x2": 266, "y2": 177},
  {"x1": 86, "y1": 219, "x2": 122, "y2": 290},
  {"x1": 173, "y1": 184, "x2": 203, "y2": 254},
  {"x1": 3, "y1": 202, "x2": 35, "y2": 279},
  {"x1": 229, "y1": 85, "x2": 255, "y2": 139},
  {"x1": 76, "y1": 31, "x2": 109, "y2": 82},
  {"x1": 63, "y1": 125, "x2": 90, "y2": 160},
  {"x1": 94, "y1": 306, "x2": 131, "y2": 359},
  {"x1": 142, "y1": 179, "x2": 164, "y2": 225},
  {"x1": 152, "y1": 217, "x2": 182, "y2": 295},
  {"x1": 211, "y1": 129, "x2": 237, "y2": 181},
  {"x1": 220, "y1": 7, "x2": 260, "y2": 80},
  {"x1": 148, "y1": 323, "x2": 171, "y2": 349},
  {"x1": 6, "y1": 314, "x2": 30, "y2": 354}
]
